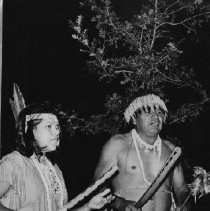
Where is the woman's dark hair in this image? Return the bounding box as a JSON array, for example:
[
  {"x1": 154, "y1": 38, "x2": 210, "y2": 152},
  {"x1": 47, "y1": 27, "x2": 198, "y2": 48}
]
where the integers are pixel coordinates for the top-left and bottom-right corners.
[{"x1": 15, "y1": 103, "x2": 60, "y2": 157}]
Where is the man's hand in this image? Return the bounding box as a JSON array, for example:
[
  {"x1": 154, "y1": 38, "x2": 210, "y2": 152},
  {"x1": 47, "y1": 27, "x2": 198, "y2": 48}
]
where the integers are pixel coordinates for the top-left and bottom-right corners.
[
  {"x1": 112, "y1": 196, "x2": 142, "y2": 211},
  {"x1": 124, "y1": 203, "x2": 142, "y2": 211}
]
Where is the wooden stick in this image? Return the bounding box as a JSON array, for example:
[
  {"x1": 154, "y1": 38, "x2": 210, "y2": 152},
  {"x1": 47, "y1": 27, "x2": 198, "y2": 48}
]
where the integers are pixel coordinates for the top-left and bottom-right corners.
[
  {"x1": 135, "y1": 147, "x2": 182, "y2": 208},
  {"x1": 60, "y1": 165, "x2": 118, "y2": 211}
]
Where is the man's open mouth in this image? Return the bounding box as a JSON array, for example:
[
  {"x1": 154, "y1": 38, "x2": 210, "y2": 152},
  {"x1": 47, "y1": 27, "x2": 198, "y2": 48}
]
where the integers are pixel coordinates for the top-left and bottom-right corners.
[{"x1": 150, "y1": 121, "x2": 158, "y2": 126}]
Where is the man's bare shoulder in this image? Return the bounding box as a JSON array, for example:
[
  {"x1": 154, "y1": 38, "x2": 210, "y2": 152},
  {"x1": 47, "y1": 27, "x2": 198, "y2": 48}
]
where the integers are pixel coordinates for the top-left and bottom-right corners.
[
  {"x1": 102, "y1": 132, "x2": 132, "y2": 152},
  {"x1": 109, "y1": 132, "x2": 131, "y2": 142},
  {"x1": 108, "y1": 132, "x2": 131, "y2": 146},
  {"x1": 96, "y1": 132, "x2": 132, "y2": 171}
]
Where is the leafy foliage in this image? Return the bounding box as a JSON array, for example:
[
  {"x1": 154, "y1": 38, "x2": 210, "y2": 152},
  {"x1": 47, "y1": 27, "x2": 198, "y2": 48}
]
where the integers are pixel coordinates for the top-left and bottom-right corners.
[{"x1": 67, "y1": 0, "x2": 210, "y2": 135}]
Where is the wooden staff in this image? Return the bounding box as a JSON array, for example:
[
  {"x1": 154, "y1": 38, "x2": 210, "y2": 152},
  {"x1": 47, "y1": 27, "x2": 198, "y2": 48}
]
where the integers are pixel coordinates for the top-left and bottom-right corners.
[
  {"x1": 60, "y1": 165, "x2": 118, "y2": 211},
  {"x1": 135, "y1": 147, "x2": 182, "y2": 208}
]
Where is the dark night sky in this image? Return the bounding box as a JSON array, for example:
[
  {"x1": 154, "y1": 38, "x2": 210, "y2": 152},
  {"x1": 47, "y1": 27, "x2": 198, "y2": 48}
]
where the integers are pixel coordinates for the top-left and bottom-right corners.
[{"x1": 2, "y1": 0, "x2": 210, "y2": 209}]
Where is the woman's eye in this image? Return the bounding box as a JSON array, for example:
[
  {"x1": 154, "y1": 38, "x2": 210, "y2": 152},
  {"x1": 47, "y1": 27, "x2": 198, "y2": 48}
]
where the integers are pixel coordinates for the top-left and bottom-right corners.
[{"x1": 47, "y1": 125, "x2": 52, "y2": 129}]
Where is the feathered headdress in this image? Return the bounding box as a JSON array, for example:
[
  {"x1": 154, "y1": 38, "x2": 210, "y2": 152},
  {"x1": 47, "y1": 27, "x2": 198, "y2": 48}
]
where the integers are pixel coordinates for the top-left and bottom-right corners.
[
  {"x1": 124, "y1": 94, "x2": 168, "y2": 123},
  {"x1": 9, "y1": 83, "x2": 26, "y2": 122}
]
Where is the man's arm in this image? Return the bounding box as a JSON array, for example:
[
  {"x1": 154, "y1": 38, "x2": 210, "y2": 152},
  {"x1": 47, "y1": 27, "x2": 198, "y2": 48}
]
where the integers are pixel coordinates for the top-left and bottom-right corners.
[
  {"x1": 172, "y1": 163, "x2": 191, "y2": 211},
  {"x1": 94, "y1": 135, "x2": 141, "y2": 211},
  {"x1": 94, "y1": 135, "x2": 123, "y2": 179}
]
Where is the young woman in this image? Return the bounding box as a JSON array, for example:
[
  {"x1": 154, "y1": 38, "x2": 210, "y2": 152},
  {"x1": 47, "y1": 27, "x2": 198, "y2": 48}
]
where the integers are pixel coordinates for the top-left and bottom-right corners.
[{"x1": 0, "y1": 103, "x2": 112, "y2": 211}]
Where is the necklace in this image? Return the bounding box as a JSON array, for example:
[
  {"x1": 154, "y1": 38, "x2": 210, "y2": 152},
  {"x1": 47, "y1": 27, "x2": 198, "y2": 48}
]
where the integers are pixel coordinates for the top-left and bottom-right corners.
[
  {"x1": 131, "y1": 129, "x2": 162, "y2": 185},
  {"x1": 133, "y1": 129, "x2": 161, "y2": 153},
  {"x1": 31, "y1": 154, "x2": 64, "y2": 211}
]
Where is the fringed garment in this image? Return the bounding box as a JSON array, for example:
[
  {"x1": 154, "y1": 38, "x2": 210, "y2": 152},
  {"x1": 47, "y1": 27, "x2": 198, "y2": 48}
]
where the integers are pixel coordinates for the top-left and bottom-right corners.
[{"x1": 0, "y1": 151, "x2": 68, "y2": 211}]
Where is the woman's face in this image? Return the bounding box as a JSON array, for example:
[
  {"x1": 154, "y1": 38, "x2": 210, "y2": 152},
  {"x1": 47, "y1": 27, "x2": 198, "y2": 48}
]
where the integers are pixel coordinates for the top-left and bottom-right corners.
[{"x1": 32, "y1": 114, "x2": 60, "y2": 153}]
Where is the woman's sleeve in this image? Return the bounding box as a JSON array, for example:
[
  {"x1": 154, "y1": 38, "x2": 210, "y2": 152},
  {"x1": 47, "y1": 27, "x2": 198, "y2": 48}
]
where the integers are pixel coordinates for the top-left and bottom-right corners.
[
  {"x1": 0, "y1": 152, "x2": 26, "y2": 209},
  {"x1": 0, "y1": 155, "x2": 13, "y2": 184}
]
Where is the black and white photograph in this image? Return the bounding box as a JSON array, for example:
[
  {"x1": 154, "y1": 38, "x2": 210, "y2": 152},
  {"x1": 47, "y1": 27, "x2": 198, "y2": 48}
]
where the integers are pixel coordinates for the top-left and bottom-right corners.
[{"x1": 0, "y1": 0, "x2": 210, "y2": 211}]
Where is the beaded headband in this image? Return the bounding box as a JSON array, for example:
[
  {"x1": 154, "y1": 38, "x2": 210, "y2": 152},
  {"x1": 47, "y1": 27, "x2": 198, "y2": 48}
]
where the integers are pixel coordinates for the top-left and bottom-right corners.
[
  {"x1": 124, "y1": 94, "x2": 168, "y2": 123},
  {"x1": 25, "y1": 113, "x2": 58, "y2": 132}
]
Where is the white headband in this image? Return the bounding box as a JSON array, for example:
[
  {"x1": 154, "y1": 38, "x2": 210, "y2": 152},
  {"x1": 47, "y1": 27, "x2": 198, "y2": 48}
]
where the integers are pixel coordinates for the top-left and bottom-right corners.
[
  {"x1": 25, "y1": 113, "x2": 58, "y2": 132},
  {"x1": 124, "y1": 94, "x2": 168, "y2": 123}
]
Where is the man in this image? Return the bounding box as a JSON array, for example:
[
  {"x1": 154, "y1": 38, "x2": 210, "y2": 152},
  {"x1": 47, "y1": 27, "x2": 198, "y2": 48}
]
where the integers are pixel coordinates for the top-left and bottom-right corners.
[{"x1": 94, "y1": 93, "x2": 190, "y2": 211}]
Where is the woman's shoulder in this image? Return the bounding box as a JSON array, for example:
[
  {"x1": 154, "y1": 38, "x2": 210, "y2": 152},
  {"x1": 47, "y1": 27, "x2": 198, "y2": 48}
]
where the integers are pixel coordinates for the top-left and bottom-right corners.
[
  {"x1": 1, "y1": 151, "x2": 22, "y2": 160},
  {"x1": 0, "y1": 151, "x2": 26, "y2": 167},
  {"x1": 0, "y1": 151, "x2": 28, "y2": 183}
]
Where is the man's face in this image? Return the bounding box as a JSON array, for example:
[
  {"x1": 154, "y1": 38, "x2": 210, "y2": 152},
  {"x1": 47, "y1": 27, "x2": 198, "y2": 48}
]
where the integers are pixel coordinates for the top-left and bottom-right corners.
[{"x1": 135, "y1": 108, "x2": 164, "y2": 138}]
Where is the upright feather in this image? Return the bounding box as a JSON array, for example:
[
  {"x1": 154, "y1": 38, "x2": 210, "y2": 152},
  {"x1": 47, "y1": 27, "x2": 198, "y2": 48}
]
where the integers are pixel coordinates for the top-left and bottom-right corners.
[{"x1": 9, "y1": 83, "x2": 26, "y2": 121}]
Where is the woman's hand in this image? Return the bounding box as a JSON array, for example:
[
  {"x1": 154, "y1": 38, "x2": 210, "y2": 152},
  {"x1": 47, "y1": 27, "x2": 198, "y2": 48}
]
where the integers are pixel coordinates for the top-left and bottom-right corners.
[{"x1": 87, "y1": 189, "x2": 114, "y2": 209}]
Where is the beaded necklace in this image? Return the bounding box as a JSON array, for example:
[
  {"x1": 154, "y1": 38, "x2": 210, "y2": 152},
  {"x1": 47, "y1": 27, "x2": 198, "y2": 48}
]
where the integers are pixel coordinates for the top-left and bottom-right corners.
[
  {"x1": 131, "y1": 129, "x2": 162, "y2": 185},
  {"x1": 31, "y1": 154, "x2": 64, "y2": 211}
]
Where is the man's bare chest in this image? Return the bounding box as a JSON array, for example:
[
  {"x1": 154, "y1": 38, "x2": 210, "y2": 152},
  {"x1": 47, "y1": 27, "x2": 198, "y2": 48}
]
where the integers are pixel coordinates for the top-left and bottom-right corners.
[{"x1": 117, "y1": 147, "x2": 170, "y2": 180}]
